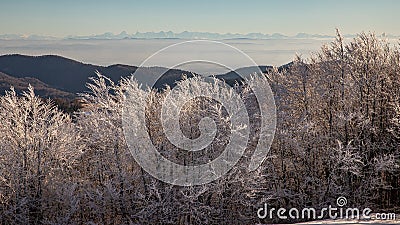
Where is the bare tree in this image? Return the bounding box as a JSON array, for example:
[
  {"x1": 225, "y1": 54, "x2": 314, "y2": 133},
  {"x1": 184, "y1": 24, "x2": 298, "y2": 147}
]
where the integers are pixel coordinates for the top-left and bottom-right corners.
[{"x1": 0, "y1": 86, "x2": 81, "y2": 224}]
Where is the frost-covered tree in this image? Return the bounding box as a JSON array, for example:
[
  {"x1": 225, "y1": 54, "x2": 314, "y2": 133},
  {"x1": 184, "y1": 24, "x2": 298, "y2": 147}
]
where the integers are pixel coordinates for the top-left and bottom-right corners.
[
  {"x1": 0, "y1": 86, "x2": 81, "y2": 224},
  {"x1": 268, "y1": 30, "x2": 400, "y2": 216},
  {"x1": 73, "y1": 73, "x2": 145, "y2": 224}
]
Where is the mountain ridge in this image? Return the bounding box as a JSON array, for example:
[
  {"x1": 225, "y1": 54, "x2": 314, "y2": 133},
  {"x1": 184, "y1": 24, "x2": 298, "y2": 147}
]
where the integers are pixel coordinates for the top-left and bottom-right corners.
[
  {"x1": 0, "y1": 54, "x2": 287, "y2": 100},
  {"x1": 0, "y1": 54, "x2": 201, "y2": 98},
  {"x1": 0, "y1": 54, "x2": 138, "y2": 93},
  {"x1": 0, "y1": 71, "x2": 75, "y2": 99}
]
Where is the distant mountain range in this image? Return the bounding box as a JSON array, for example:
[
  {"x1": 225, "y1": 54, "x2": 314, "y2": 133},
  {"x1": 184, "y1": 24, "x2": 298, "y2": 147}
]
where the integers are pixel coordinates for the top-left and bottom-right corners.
[
  {"x1": 1, "y1": 31, "x2": 396, "y2": 41},
  {"x1": 65, "y1": 31, "x2": 337, "y2": 40}
]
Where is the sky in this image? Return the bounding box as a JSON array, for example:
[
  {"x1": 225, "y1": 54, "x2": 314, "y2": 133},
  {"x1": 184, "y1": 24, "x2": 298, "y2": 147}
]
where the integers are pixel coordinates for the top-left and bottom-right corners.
[{"x1": 0, "y1": 0, "x2": 399, "y2": 37}]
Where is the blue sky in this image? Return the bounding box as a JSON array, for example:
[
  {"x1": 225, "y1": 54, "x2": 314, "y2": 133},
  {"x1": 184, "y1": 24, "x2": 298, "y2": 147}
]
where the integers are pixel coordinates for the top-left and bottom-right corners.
[{"x1": 0, "y1": 0, "x2": 398, "y2": 37}]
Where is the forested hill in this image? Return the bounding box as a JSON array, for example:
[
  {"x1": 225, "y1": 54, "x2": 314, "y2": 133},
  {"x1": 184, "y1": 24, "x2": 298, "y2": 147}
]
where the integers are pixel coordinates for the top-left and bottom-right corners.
[
  {"x1": 0, "y1": 54, "x2": 135, "y2": 94},
  {"x1": 0, "y1": 54, "x2": 197, "y2": 97},
  {"x1": 0, "y1": 54, "x2": 284, "y2": 100}
]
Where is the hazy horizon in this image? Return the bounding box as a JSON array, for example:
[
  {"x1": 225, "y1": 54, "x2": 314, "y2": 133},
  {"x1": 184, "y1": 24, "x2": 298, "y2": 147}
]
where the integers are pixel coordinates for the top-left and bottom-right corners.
[
  {"x1": 0, "y1": 38, "x2": 327, "y2": 74},
  {"x1": 1, "y1": 0, "x2": 399, "y2": 37},
  {"x1": 1, "y1": 30, "x2": 396, "y2": 39}
]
